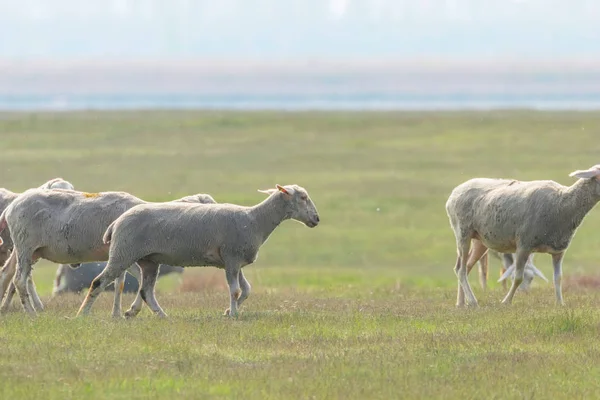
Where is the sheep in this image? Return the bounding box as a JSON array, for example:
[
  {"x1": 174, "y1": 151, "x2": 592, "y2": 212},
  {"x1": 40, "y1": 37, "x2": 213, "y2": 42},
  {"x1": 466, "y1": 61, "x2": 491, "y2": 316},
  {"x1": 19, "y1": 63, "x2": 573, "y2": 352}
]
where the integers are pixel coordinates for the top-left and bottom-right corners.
[
  {"x1": 52, "y1": 262, "x2": 183, "y2": 295},
  {"x1": 0, "y1": 189, "x2": 216, "y2": 316},
  {"x1": 0, "y1": 178, "x2": 75, "y2": 311},
  {"x1": 445, "y1": 165, "x2": 600, "y2": 307},
  {"x1": 468, "y1": 250, "x2": 548, "y2": 292},
  {"x1": 0, "y1": 178, "x2": 74, "y2": 265},
  {"x1": 76, "y1": 184, "x2": 320, "y2": 318}
]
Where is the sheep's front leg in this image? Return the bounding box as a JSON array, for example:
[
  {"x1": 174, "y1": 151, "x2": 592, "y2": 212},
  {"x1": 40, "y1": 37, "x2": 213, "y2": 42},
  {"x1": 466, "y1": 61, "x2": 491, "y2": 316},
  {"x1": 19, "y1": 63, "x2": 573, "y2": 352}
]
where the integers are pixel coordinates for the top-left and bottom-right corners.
[
  {"x1": 237, "y1": 269, "x2": 251, "y2": 308},
  {"x1": 501, "y1": 250, "x2": 530, "y2": 305},
  {"x1": 27, "y1": 277, "x2": 44, "y2": 312},
  {"x1": 552, "y1": 252, "x2": 565, "y2": 306},
  {"x1": 13, "y1": 254, "x2": 36, "y2": 316},
  {"x1": 224, "y1": 266, "x2": 241, "y2": 317}
]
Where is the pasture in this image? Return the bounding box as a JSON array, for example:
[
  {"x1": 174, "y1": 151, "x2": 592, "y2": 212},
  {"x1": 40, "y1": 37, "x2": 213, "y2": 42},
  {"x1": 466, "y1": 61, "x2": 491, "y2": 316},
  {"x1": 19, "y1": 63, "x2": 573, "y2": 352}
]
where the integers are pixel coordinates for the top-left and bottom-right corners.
[{"x1": 1, "y1": 110, "x2": 600, "y2": 398}]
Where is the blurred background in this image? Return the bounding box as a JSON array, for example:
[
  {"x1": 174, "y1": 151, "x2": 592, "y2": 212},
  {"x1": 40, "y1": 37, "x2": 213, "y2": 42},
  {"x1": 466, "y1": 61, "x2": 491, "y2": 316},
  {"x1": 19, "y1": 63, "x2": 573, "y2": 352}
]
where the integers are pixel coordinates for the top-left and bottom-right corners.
[{"x1": 1, "y1": 0, "x2": 600, "y2": 110}]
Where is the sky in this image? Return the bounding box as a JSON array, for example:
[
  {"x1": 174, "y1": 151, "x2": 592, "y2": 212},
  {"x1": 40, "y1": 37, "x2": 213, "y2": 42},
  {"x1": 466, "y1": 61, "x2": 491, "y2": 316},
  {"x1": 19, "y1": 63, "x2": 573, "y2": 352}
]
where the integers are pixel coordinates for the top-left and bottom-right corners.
[{"x1": 1, "y1": 0, "x2": 599, "y2": 60}]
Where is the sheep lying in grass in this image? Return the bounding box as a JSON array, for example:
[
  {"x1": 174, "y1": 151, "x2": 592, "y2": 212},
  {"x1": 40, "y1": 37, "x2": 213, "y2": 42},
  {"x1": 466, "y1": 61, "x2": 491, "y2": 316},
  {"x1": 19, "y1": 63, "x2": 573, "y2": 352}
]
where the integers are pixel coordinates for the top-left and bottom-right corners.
[
  {"x1": 76, "y1": 184, "x2": 320, "y2": 318},
  {"x1": 467, "y1": 250, "x2": 548, "y2": 291},
  {"x1": 0, "y1": 189, "x2": 215, "y2": 316},
  {"x1": 446, "y1": 165, "x2": 600, "y2": 307},
  {"x1": 52, "y1": 262, "x2": 184, "y2": 296}
]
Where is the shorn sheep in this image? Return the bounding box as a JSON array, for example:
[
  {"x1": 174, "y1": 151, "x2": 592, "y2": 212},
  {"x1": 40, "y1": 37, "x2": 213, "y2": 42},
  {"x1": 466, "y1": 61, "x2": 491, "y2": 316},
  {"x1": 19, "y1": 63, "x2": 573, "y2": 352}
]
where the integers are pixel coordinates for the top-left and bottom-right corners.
[
  {"x1": 76, "y1": 184, "x2": 320, "y2": 318},
  {"x1": 0, "y1": 178, "x2": 75, "y2": 311},
  {"x1": 446, "y1": 165, "x2": 600, "y2": 307},
  {"x1": 0, "y1": 178, "x2": 74, "y2": 265},
  {"x1": 0, "y1": 189, "x2": 215, "y2": 316},
  {"x1": 52, "y1": 262, "x2": 184, "y2": 296}
]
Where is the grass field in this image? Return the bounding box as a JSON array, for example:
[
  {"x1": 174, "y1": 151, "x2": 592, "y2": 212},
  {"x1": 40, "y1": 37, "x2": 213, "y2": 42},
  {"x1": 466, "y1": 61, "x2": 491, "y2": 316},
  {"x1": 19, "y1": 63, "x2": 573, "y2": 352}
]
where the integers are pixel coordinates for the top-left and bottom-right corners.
[{"x1": 1, "y1": 110, "x2": 600, "y2": 399}]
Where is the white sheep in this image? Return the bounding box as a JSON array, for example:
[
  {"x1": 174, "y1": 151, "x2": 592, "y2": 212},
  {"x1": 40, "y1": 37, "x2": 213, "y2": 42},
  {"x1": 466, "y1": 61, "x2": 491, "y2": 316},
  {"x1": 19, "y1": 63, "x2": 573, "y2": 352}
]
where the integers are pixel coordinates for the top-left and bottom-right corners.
[
  {"x1": 0, "y1": 178, "x2": 75, "y2": 311},
  {"x1": 0, "y1": 189, "x2": 215, "y2": 316},
  {"x1": 76, "y1": 184, "x2": 320, "y2": 318},
  {"x1": 0, "y1": 178, "x2": 74, "y2": 265},
  {"x1": 446, "y1": 165, "x2": 600, "y2": 307}
]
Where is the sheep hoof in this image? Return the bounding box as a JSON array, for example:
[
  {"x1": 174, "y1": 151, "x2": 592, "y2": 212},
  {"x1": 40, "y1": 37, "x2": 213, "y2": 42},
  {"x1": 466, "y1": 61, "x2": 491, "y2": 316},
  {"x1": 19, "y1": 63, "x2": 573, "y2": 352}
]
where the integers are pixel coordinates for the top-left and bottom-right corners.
[{"x1": 223, "y1": 308, "x2": 239, "y2": 317}]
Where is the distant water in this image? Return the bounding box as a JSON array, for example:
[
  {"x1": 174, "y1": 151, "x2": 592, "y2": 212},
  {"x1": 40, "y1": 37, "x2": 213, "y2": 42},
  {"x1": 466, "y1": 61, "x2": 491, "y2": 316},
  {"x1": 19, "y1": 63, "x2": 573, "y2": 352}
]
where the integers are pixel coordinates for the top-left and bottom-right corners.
[{"x1": 2, "y1": 92, "x2": 600, "y2": 111}]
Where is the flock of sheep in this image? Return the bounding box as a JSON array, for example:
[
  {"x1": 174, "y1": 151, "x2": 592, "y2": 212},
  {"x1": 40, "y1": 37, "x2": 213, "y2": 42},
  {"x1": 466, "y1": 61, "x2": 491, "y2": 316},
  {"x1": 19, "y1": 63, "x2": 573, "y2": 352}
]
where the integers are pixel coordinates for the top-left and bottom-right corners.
[
  {"x1": 0, "y1": 180, "x2": 319, "y2": 318},
  {"x1": 0, "y1": 163, "x2": 598, "y2": 318}
]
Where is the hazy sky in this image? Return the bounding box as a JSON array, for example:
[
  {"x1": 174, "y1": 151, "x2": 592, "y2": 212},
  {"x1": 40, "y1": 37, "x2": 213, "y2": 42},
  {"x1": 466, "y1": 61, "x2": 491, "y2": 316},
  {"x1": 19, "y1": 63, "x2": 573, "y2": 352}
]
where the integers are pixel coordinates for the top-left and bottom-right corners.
[{"x1": 1, "y1": 0, "x2": 599, "y2": 60}]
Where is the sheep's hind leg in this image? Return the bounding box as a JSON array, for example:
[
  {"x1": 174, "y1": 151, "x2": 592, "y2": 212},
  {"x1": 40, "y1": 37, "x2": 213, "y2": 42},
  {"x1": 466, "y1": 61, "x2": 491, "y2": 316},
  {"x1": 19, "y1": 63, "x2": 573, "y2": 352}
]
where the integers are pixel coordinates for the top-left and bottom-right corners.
[
  {"x1": 125, "y1": 260, "x2": 166, "y2": 318},
  {"x1": 76, "y1": 262, "x2": 127, "y2": 317}
]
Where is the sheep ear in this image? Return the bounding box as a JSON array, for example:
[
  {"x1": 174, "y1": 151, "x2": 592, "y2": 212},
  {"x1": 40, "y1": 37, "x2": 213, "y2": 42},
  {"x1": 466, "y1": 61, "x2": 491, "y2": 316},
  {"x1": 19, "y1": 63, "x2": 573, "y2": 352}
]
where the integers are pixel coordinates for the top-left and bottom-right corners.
[
  {"x1": 530, "y1": 265, "x2": 549, "y2": 282},
  {"x1": 569, "y1": 166, "x2": 600, "y2": 179},
  {"x1": 276, "y1": 184, "x2": 290, "y2": 195},
  {"x1": 258, "y1": 189, "x2": 277, "y2": 195},
  {"x1": 39, "y1": 178, "x2": 63, "y2": 189},
  {"x1": 498, "y1": 264, "x2": 515, "y2": 282}
]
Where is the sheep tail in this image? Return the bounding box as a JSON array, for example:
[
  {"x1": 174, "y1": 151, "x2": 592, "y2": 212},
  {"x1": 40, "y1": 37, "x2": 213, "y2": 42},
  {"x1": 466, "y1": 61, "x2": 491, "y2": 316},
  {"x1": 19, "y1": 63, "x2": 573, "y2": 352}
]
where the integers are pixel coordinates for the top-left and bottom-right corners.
[{"x1": 103, "y1": 221, "x2": 116, "y2": 244}]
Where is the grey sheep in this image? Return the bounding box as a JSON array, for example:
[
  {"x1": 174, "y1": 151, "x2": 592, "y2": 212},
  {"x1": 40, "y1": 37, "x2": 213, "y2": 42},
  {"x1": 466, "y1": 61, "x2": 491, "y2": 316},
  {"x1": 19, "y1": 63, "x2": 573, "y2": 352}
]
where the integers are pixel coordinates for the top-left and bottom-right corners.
[
  {"x1": 0, "y1": 189, "x2": 215, "y2": 316},
  {"x1": 77, "y1": 184, "x2": 320, "y2": 318},
  {"x1": 445, "y1": 165, "x2": 600, "y2": 307},
  {"x1": 52, "y1": 262, "x2": 184, "y2": 296}
]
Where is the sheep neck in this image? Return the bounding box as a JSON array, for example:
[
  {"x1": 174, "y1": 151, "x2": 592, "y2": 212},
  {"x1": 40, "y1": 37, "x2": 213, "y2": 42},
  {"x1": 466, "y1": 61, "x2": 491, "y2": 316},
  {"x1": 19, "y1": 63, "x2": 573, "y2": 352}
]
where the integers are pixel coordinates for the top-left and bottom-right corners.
[
  {"x1": 561, "y1": 178, "x2": 600, "y2": 229},
  {"x1": 250, "y1": 193, "x2": 292, "y2": 243}
]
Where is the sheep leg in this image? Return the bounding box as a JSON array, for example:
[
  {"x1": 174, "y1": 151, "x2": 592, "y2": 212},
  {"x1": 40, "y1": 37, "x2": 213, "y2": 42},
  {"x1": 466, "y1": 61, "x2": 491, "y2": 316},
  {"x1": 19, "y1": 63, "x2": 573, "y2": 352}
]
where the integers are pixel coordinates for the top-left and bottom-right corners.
[
  {"x1": 52, "y1": 264, "x2": 66, "y2": 297},
  {"x1": 501, "y1": 250, "x2": 530, "y2": 305},
  {"x1": 123, "y1": 265, "x2": 146, "y2": 319},
  {"x1": 13, "y1": 253, "x2": 36, "y2": 316},
  {"x1": 126, "y1": 260, "x2": 166, "y2": 318},
  {"x1": 27, "y1": 276, "x2": 44, "y2": 312},
  {"x1": 464, "y1": 240, "x2": 488, "y2": 290},
  {"x1": 500, "y1": 254, "x2": 514, "y2": 291},
  {"x1": 0, "y1": 277, "x2": 40, "y2": 312},
  {"x1": 477, "y1": 252, "x2": 489, "y2": 291},
  {"x1": 0, "y1": 251, "x2": 17, "y2": 302},
  {"x1": 224, "y1": 266, "x2": 241, "y2": 317},
  {"x1": 454, "y1": 255, "x2": 465, "y2": 307},
  {"x1": 552, "y1": 252, "x2": 565, "y2": 306},
  {"x1": 236, "y1": 269, "x2": 251, "y2": 308},
  {"x1": 0, "y1": 282, "x2": 16, "y2": 312},
  {"x1": 111, "y1": 270, "x2": 127, "y2": 318},
  {"x1": 76, "y1": 262, "x2": 126, "y2": 317},
  {"x1": 456, "y1": 239, "x2": 479, "y2": 307}
]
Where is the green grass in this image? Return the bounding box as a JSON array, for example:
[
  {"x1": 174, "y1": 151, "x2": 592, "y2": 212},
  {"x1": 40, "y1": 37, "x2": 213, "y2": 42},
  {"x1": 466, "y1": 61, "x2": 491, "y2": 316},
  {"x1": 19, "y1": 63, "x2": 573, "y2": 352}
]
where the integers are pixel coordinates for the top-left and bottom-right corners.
[{"x1": 2, "y1": 110, "x2": 600, "y2": 399}]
